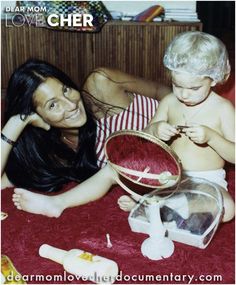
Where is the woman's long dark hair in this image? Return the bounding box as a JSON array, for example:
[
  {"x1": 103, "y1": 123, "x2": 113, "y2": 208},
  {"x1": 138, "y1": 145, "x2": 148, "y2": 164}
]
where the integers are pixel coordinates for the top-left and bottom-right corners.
[{"x1": 5, "y1": 59, "x2": 98, "y2": 192}]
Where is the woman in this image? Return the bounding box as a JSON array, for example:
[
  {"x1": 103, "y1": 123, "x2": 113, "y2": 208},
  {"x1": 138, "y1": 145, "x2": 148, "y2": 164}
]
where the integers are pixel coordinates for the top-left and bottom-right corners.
[{"x1": 2, "y1": 59, "x2": 170, "y2": 216}]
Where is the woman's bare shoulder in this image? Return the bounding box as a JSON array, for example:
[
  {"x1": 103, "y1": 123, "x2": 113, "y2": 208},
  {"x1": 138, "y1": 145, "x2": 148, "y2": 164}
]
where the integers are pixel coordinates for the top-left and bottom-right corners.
[
  {"x1": 83, "y1": 67, "x2": 124, "y2": 101},
  {"x1": 83, "y1": 67, "x2": 120, "y2": 88},
  {"x1": 83, "y1": 68, "x2": 108, "y2": 91}
]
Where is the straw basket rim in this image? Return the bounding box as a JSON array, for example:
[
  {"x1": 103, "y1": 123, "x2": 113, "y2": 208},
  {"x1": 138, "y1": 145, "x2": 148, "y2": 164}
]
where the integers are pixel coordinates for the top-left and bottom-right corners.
[{"x1": 104, "y1": 130, "x2": 182, "y2": 189}]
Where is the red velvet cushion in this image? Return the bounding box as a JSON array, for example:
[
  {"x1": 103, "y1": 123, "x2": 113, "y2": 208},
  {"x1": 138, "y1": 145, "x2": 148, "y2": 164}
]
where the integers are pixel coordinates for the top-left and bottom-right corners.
[{"x1": 214, "y1": 73, "x2": 235, "y2": 105}]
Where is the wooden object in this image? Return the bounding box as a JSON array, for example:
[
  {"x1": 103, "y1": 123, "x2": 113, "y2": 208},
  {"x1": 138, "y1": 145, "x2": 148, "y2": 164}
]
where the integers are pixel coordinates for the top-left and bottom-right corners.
[{"x1": 1, "y1": 21, "x2": 202, "y2": 89}]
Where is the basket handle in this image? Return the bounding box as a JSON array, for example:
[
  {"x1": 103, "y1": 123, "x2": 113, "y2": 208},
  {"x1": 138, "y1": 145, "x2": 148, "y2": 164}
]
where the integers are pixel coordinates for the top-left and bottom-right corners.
[
  {"x1": 109, "y1": 162, "x2": 176, "y2": 203},
  {"x1": 109, "y1": 162, "x2": 178, "y2": 184},
  {"x1": 111, "y1": 167, "x2": 143, "y2": 201}
]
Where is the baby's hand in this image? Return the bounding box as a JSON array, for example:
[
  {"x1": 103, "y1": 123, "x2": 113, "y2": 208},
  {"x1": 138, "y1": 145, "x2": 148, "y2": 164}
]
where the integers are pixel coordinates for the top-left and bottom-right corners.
[
  {"x1": 155, "y1": 121, "x2": 178, "y2": 141},
  {"x1": 145, "y1": 121, "x2": 178, "y2": 141},
  {"x1": 184, "y1": 125, "x2": 212, "y2": 144}
]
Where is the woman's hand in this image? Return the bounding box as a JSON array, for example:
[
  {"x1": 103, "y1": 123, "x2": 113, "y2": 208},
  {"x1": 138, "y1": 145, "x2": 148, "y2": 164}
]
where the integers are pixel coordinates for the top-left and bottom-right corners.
[
  {"x1": 25, "y1": 113, "x2": 50, "y2": 131},
  {"x1": 145, "y1": 121, "x2": 178, "y2": 141}
]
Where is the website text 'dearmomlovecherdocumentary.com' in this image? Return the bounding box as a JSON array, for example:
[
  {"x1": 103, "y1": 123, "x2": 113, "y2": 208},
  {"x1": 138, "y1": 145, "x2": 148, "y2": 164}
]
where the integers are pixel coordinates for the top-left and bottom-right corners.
[{"x1": 5, "y1": 270, "x2": 223, "y2": 284}]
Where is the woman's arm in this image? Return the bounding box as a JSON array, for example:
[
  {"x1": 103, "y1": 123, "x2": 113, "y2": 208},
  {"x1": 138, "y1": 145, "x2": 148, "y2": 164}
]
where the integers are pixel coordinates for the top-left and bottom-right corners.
[
  {"x1": 83, "y1": 67, "x2": 171, "y2": 101},
  {"x1": 1, "y1": 114, "x2": 50, "y2": 186},
  {"x1": 1, "y1": 115, "x2": 28, "y2": 176},
  {"x1": 1, "y1": 173, "x2": 13, "y2": 188},
  {"x1": 1, "y1": 115, "x2": 28, "y2": 189}
]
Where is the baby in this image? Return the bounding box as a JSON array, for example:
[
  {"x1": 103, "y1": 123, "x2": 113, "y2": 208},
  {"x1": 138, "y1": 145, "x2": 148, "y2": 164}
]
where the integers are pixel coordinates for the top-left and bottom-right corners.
[{"x1": 118, "y1": 31, "x2": 235, "y2": 222}]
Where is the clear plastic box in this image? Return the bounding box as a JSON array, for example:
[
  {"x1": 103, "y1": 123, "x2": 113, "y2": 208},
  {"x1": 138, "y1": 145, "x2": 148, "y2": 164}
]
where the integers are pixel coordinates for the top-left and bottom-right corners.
[{"x1": 128, "y1": 177, "x2": 224, "y2": 249}]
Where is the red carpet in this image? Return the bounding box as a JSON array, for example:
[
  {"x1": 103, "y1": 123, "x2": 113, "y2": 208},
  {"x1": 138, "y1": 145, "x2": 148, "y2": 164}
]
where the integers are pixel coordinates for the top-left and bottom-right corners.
[{"x1": 1, "y1": 165, "x2": 235, "y2": 284}]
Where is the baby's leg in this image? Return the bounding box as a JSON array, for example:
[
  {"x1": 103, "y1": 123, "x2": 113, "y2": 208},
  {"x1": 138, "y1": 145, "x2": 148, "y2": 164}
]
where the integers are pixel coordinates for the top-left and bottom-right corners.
[
  {"x1": 12, "y1": 188, "x2": 65, "y2": 218},
  {"x1": 12, "y1": 165, "x2": 116, "y2": 217},
  {"x1": 177, "y1": 188, "x2": 235, "y2": 223},
  {"x1": 117, "y1": 195, "x2": 139, "y2": 212},
  {"x1": 220, "y1": 189, "x2": 235, "y2": 222},
  {"x1": 118, "y1": 193, "x2": 190, "y2": 218}
]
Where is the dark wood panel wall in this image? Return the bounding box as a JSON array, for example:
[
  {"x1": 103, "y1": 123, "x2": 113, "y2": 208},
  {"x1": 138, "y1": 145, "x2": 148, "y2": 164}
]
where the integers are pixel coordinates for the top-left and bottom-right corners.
[{"x1": 1, "y1": 21, "x2": 202, "y2": 89}]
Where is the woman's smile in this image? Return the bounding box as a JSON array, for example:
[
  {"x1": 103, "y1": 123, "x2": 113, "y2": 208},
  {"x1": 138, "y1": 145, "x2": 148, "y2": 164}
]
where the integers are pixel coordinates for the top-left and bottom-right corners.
[{"x1": 65, "y1": 108, "x2": 81, "y2": 120}]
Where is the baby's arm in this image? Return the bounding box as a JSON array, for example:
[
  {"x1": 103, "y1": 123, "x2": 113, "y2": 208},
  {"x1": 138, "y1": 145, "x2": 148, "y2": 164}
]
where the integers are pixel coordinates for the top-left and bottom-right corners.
[
  {"x1": 211, "y1": 100, "x2": 235, "y2": 163},
  {"x1": 185, "y1": 100, "x2": 235, "y2": 163},
  {"x1": 144, "y1": 95, "x2": 178, "y2": 141}
]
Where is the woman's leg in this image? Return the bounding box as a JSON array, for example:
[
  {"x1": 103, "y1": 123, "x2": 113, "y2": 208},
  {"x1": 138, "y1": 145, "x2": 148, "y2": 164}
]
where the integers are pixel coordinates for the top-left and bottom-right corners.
[{"x1": 12, "y1": 165, "x2": 116, "y2": 217}]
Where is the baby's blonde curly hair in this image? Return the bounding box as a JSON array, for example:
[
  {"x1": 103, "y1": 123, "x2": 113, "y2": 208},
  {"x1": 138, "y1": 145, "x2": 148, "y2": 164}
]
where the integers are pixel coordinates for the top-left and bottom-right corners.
[{"x1": 163, "y1": 31, "x2": 231, "y2": 84}]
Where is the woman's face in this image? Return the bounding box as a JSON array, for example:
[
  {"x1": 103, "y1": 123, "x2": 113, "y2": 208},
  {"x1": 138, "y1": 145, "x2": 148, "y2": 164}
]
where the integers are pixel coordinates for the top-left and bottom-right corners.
[{"x1": 33, "y1": 77, "x2": 87, "y2": 128}]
